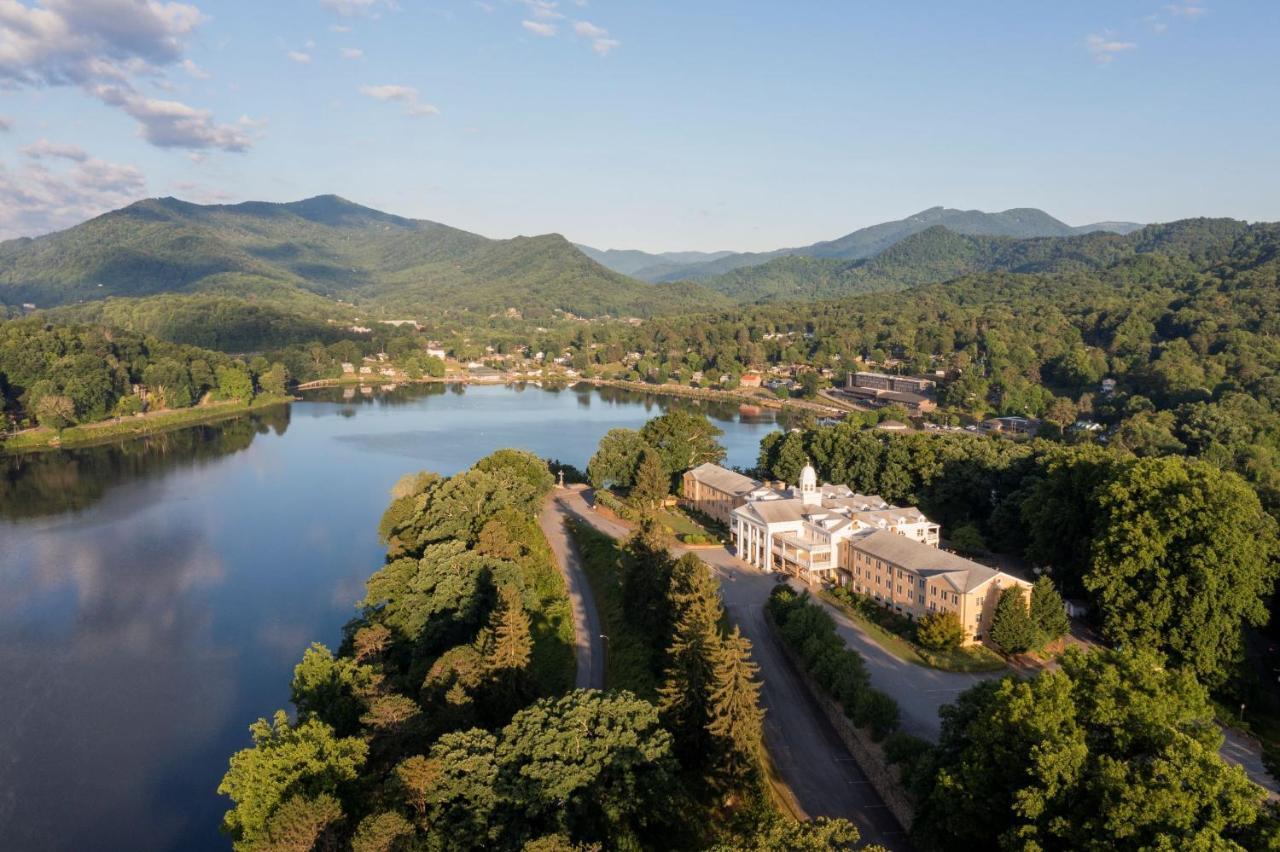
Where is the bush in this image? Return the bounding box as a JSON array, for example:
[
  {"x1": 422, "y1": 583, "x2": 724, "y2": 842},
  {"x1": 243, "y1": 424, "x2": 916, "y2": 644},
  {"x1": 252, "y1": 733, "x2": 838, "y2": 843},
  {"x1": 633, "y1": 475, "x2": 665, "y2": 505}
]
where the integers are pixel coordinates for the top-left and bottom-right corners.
[
  {"x1": 768, "y1": 587, "x2": 900, "y2": 741},
  {"x1": 949, "y1": 523, "x2": 988, "y2": 556},
  {"x1": 679, "y1": 533, "x2": 716, "y2": 545},
  {"x1": 853, "y1": 689, "x2": 900, "y2": 742},
  {"x1": 593, "y1": 490, "x2": 637, "y2": 521},
  {"x1": 916, "y1": 611, "x2": 965, "y2": 651},
  {"x1": 882, "y1": 731, "x2": 933, "y2": 768}
]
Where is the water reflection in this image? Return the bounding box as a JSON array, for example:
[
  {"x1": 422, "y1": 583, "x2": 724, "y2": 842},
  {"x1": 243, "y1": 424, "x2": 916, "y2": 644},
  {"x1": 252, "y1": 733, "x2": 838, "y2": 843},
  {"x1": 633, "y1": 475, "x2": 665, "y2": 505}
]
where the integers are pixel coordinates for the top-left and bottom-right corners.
[
  {"x1": 0, "y1": 406, "x2": 292, "y2": 520},
  {"x1": 0, "y1": 383, "x2": 784, "y2": 850}
]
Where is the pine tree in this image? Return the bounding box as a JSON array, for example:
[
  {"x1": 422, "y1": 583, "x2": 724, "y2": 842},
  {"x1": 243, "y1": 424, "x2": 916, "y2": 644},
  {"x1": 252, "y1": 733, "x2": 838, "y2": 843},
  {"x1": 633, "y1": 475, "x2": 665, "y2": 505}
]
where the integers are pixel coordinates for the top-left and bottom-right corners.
[
  {"x1": 483, "y1": 584, "x2": 534, "y2": 719},
  {"x1": 630, "y1": 448, "x2": 670, "y2": 514},
  {"x1": 989, "y1": 584, "x2": 1037, "y2": 654},
  {"x1": 657, "y1": 555, "x2": 724, "y2": 769},
  {"x1": 1030, "y1": 576, "x2": 1071, "y2": 643},
  {"x1": 623, "y1": 518, "x2": 676, "y2": 641},
  {"x1": 706, "y1": 625, "x2": 764, "y2": 788}
]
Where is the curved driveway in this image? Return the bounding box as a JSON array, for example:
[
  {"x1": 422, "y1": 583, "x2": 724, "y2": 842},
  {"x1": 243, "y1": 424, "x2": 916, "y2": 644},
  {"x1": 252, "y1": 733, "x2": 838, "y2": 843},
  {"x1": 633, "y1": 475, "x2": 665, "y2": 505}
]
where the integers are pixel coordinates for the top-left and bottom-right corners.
[{"x1": 547, "y1": 486, "x2": 910, "y2": 850}]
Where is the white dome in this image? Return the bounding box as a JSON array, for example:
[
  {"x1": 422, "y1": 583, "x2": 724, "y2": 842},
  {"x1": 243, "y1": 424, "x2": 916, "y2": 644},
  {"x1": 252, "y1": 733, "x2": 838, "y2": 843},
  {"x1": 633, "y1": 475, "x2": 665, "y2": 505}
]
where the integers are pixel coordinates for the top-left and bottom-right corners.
[{"x1": 799, "y1": 463, "x2": 817, "y2": 490}]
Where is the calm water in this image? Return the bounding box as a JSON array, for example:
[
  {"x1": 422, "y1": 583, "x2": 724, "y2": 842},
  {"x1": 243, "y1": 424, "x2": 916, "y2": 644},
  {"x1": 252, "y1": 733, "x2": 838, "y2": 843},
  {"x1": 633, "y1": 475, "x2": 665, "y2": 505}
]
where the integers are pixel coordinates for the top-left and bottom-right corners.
[{"x1": 0, "y1": 382, "x2": 785, "y2": 851}]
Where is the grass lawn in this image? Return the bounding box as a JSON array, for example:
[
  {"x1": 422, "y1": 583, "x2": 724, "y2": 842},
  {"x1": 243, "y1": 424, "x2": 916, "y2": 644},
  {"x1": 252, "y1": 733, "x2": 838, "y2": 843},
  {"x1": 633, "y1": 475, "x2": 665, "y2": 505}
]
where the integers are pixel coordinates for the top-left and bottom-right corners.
[
  {"x1": 524, "y1": 520, "x2": 576, "y2": 696},
  {"x1": 565, "y1": 519, "x2": 658, "y2": 699},
  {"x1": 820, "y1": 588, "x2": 1007, "y2": 674}
]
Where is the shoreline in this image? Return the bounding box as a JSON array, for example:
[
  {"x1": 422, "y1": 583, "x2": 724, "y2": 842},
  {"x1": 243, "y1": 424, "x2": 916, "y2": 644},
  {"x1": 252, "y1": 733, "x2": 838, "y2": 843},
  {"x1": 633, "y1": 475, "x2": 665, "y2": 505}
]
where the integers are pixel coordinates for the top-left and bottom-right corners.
[
  {"x1": 1, "y1": 374, "x2": 840, "y2": 458},
  {"x1": 1, "y1": 395, "x2": 294, "y2": 456}
]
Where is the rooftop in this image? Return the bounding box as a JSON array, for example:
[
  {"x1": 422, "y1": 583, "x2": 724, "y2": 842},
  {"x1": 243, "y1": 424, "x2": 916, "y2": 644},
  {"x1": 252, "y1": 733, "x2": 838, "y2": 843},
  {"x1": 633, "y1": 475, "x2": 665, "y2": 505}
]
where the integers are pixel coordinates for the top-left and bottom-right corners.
[
  {"x1": 686, "y1": 462, "x2": 760, "y2": 497},
  {"x1": 849, "y1": 529, "x2": 1008, "y2": 593}
]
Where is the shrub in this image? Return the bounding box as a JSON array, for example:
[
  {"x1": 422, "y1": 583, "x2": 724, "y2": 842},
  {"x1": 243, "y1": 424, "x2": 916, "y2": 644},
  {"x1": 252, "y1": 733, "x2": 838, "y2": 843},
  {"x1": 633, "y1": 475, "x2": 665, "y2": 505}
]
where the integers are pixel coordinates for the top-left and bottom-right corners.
[
  {"x1": 916, "y1": 611, "x2": 965, "y2": 651},
  {"x1": 855, "y1": 690, "x2": 900, "y2": 742}
]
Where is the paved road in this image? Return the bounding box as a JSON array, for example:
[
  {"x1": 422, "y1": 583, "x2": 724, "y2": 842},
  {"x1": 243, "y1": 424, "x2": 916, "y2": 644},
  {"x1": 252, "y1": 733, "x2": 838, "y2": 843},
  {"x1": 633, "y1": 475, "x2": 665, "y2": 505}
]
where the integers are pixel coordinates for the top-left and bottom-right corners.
[
  {"x1": 551, "y1": 486, "x2": 910, "y2": 850},
  {"x1": 538, "y1": 496, "x2": 606, "y2": 690}
]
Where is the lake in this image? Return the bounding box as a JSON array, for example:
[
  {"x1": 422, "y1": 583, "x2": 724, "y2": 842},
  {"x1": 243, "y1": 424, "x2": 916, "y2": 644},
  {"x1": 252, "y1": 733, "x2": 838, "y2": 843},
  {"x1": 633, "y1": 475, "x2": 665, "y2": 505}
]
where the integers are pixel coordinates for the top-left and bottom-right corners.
[{"x1": 0, "y1": 382, "x2": 788, "y2": 851}]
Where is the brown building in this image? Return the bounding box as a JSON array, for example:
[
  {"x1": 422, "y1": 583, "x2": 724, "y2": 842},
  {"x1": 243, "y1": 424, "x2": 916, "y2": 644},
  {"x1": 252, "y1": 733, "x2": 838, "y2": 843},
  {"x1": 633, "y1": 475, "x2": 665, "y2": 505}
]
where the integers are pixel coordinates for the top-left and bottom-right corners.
[
  {"x1": 840, "y1": 385, "x2": 937, "y2": 415},
  {"x1": 681, "y1": 462, "x2": 762, "y2": 525},
  {"x1": 841, "y1": 529, "x2": 1031, "y2": 643},
  {"x1": 850, "y1": 371, "x2": 937, "y2": 395}
]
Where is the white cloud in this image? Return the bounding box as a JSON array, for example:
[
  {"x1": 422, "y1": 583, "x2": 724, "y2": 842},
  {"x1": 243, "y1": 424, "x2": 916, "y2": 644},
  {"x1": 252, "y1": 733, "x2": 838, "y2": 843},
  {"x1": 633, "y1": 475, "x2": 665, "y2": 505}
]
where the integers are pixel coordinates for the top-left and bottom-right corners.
[
  {"x1": 1168, "y1": 1, "x2": 1207, "y2": 19},
  {"x1": 321, "y1": 0, "x2": 380, "y2": 16},
  {"x1": 91, "y1": 83, "x2": 252, "y2": 150},
  {"x1": 21, "y1": 139, "x2": 89, "y2": 161},
  {"x1": 0, "y1": 150, "x2": 146, "y2": 238},
  {"x1": 360, "y1": 84, "x2": 439, "y2": 116},
  {"x1": 473, "y1": 1, "x2": 494, "y2": 12},
  {"x1": 0, "y1": 116, "x2": 12, "y2": 131},
  {"x1": 572, "y1": 20, "x2": 617, "y2": 55},
  {"x1": 521, "y1": 0, "x2": 563, "y2": 20},
  {"x1": 329, "y1": 23, "x2": 351, "y2": 32},
  {"x1": 340, "y1": 47, "x2": 363, "y2": 59},
  {"x1": 0, "y1": 0, "x2": 250, "y2": 152},
  {"x1": 287, "y1": 50, "x2": 312, "y2": 64},
  {"x1": 1085, "y1": 32, "x2": 1136, "y2": 64},
  {"x1": 180, "y1": 57, "x2": 209, "y2": 78},
  {"x1": 522, "y1": 19, "x2": 556, "y2": 37}
]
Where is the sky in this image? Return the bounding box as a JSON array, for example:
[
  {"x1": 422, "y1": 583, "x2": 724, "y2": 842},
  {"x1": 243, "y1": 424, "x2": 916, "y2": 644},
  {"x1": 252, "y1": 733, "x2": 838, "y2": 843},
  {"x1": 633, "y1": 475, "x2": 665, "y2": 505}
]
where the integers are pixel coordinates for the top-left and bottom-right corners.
[{"x1": 0, "y1": 0, "x2": 1277, "y2": 251}]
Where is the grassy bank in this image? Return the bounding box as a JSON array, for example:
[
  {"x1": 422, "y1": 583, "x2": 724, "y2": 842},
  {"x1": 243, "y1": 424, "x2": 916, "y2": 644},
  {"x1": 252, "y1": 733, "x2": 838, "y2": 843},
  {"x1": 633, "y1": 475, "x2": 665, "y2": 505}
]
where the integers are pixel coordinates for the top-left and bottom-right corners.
[
  {"x1": 1, "y1": 394, "x2": 294, "y2": 455},
  {"x1": 565, "y1": 518, "x2": 658, "y2": 699},
  {"x1": 523, "y1": 516, "x2": 577, "y2": 696}
]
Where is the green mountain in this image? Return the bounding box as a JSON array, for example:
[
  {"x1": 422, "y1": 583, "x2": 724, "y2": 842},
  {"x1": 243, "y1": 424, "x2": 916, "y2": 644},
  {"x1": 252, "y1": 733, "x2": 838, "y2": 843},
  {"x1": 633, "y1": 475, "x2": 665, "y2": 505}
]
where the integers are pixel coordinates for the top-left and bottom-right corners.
[
  {"x1": 573, "y1": 245, "x2": 735, "y2": 278},
  {"x1": 699, "y1": 219, "x2": 1226, "y2": 303},
  {"x1": 601, "y1": 206, "x2": 1142, "y2": 283},
  {"x1": 0, "y1": 195, "x2": 729, "y2": 319}
]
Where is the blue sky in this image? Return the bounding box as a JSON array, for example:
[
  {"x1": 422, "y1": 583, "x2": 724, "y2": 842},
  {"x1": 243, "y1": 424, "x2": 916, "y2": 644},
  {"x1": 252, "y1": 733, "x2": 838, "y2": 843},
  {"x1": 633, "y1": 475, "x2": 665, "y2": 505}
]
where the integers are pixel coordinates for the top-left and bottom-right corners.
[{"x1": 1, "y1": 0, "x2": 1277, "y2": 250}]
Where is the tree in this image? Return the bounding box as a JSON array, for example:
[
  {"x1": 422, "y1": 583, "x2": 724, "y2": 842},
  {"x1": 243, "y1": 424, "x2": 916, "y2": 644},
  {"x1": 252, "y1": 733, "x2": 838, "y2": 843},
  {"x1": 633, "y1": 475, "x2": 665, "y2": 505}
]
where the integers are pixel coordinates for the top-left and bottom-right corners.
[
  {"x1": 947, "y1": 523, "x2": 987, "y2": 556},
  {"x1": 630, "y1": 448, "x2": 670, "y2": 513},
  {"x1": 988, "y1": 585, "x2": 1036, "y2": 654},
  {"x1": 259, "y1": 793, "x2": 344, "y2": 852},
  {"x1": 290, "y1": 643, "x2": 378, "y2": 737},
  {"x1": 258, "y1": 362, "x2": 289, "y2": 396},
  {"x1": 916, "y1": 610, "x2": 965, "y2": 651},
  {"x1": 657, "y1": 554, "x2": 723, "y2": 769},
  {"x1": 216, "y1": 363, "x2": 255, "y2": 402},
  {"x1": 639, "y1": 411, "x2": 725, "y2": 483},
  {"x1": 914, "y1": 648, "x2": 1270, "y2": 849},
  {"x1": 217, "y1": 711, "x2": 367, "y2": 850},
  {"x1": 721, "y1": 816, "x2": 864, "y2": 852},
  {"x1": 623, "y1": 517, "x2": 677, "y2": 641},
  {"x1": 406, "y1": 729, "x2": 500, "y2": 848},
  {"x1": 496, "y1": 690, "x2": 677, "y2": 845},
  {"x1": 34, "y1": 393, "x2": 75, "y2": 429},
  {"x1": 586, "y1": 428, "x2": 648, "y2": 489},
  {"x1": 481, "y1": 583, "x2": 535, "y2": 719},
  {"x1": 1029, "y1": 576, "x2": 1070, "y2": 643},
  {"x1": 351, "y1": 811, "x2": 414, "y2": 852},
  {"x1": 1085, "y1": 456, "x2": 1279, "y2": 686},
  {"x1": 705, "y1": 625, "x2": 764, "y2": 787}
]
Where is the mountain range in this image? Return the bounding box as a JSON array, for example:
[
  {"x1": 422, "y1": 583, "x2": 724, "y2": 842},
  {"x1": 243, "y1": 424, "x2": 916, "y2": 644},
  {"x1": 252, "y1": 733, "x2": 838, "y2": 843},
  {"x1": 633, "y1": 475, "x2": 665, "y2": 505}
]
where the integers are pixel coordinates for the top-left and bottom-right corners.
[
  {"x1": 579, "y1": 206, "x2": 1143, "y2": 282},
  {"x1": 0, "y1": 198, "x2": 1160, "y2": 331},
  {"x1": 0, "y1": 195, "x2": 726, "y2": 319}
]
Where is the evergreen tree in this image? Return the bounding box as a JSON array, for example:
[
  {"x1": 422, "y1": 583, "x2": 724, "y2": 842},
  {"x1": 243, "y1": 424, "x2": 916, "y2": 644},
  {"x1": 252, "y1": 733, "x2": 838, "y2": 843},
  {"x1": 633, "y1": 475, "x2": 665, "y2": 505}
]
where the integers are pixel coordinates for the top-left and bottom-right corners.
[
  {"x1": 706, "y1": 626, "x2": 764, "y2": 788},
  {"x1": 623, "y1": 518, "x2": 676, "y2": 641},
  {"x1": 1030, "y1": 576, "x2": 1071, "y2": 643},
  {"x1": 630, "y1": 448, "x2": 670, "y2": 513},
  {"x1": 989, "y1": 585, "x2": 1037, "y2": 654},
  {"x1": 483, "y1": 583, "x2": 535, "y2": 718},
  {"x1": 657, "y1": 555, "x2": 724, "y2": 770}
]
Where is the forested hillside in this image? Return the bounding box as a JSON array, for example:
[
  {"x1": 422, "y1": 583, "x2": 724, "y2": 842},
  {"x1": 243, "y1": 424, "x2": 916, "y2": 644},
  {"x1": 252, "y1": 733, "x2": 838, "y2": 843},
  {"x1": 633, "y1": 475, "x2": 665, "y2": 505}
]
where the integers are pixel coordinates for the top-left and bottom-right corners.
[
  {"x1": 622, "y1": 206, "x2": 1141, "y2": 283},
  {"x1": 696, "y1": 219, "x2": 1234, "y2": 302},
  {"x1": 0, "y1": 196, "x2": 728, "y2": 320}
]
